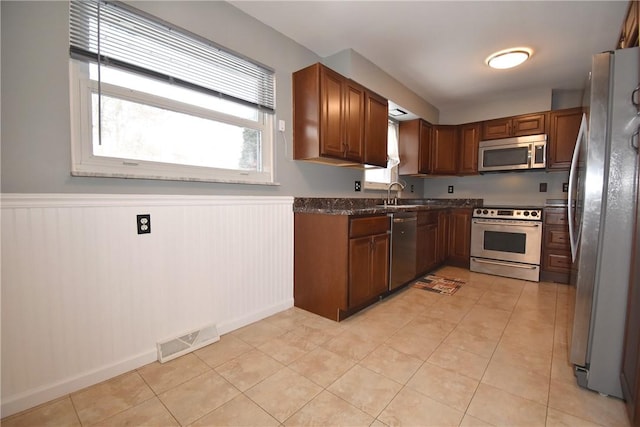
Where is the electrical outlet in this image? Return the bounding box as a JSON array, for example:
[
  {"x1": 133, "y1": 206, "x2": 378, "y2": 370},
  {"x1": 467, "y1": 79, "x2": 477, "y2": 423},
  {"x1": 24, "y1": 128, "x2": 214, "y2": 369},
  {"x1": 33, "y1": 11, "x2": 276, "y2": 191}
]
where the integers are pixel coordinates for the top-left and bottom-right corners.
[
  {"x1": 410, "y1": 184, "x2": 414, "y2": 193},
  {"x1": 539, "y1": 182, "x2": 548, "y2": 192},
  {"x1": 447, "y1": 185, "x2": 454, "y2": 194},
  {"x1": 563, "y1": 182, "x2": 569, "y2": 192},
  {"x1": 354, "y1": 180, "x2": 361, "y2": 192},
  {"x1": 137, "y1": 214, "x2": 151, "y2": 234},
  {"x1": 278, "y1": 120, "x2": 285, "y2": 132}
]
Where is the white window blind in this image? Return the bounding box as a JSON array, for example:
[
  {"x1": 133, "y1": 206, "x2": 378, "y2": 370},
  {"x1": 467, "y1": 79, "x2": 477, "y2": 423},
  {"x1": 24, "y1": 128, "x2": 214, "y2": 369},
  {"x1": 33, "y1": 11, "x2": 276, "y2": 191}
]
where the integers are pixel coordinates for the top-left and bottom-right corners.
[{"x1": 69, "y1": 0, "x2": 275, "y2": 112}]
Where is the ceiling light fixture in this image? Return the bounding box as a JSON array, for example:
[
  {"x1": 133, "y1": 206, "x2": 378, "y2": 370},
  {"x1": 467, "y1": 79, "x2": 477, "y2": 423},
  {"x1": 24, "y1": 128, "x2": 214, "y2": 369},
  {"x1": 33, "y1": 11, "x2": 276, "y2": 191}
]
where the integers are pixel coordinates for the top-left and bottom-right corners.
[{"x1": 486, "y1": 48, "x2": 532, "y2": 69}]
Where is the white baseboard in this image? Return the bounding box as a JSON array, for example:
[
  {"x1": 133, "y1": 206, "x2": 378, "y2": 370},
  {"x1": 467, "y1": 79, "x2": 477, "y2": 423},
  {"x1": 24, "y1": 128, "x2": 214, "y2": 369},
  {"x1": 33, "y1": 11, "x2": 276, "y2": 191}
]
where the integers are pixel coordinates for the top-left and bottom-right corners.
[{"x1": 1, "y1": 350, "x2": 157, "y2": 418}]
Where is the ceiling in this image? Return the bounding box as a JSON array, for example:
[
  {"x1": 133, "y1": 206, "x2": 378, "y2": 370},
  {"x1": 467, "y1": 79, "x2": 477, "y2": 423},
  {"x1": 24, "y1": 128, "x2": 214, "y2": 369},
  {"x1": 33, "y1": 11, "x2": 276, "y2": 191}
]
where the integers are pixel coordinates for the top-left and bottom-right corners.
[{"x1": 229, "y1": 1, "x2": 628, "y2": 113}]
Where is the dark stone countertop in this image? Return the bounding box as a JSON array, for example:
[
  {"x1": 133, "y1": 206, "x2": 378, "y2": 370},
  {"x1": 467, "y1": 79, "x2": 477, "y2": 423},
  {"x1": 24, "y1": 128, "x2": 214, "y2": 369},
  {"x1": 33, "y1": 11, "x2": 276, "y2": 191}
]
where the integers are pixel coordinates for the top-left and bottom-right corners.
[{"x1": 293, "y1": 197, "x2": 483, "y2": 215}]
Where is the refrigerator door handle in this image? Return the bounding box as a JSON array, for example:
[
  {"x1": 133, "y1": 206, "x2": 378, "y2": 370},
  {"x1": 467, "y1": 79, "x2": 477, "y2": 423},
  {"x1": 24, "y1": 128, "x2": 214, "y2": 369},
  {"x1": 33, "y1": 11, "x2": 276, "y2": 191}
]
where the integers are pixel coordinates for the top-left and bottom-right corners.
[
  {"x1": 632, "y1": 84, "x2": 640, "y2": 114},
  {"x1": 568, "y1": 113, "x2": 587, "y2": 262}
]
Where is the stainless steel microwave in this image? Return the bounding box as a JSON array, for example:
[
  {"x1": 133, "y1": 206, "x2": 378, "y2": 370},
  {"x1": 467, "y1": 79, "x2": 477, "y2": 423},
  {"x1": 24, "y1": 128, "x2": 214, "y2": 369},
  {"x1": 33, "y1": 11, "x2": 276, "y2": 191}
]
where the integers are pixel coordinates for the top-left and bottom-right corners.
[{"x1": 478, "y1": 134, "x2": 547, "y2": 172}]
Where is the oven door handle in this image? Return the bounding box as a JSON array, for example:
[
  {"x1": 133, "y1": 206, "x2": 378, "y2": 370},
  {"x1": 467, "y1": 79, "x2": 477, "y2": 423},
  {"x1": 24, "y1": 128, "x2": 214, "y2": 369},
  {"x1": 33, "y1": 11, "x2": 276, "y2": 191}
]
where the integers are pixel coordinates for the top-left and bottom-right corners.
[
  {"x1": 472, "y1": 258, "x2": 538, "y2": 270},
  {"x1": 472, "y1": 219, "x2": 540, "y2": 227}
]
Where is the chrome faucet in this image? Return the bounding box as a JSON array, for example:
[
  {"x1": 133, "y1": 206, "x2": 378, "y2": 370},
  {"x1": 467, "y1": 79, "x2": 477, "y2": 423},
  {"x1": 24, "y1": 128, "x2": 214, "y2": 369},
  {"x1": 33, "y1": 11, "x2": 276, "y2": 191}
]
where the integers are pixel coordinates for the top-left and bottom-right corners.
[{"x1": 387, "y1": 181, "x2": 406, "y2": 205}]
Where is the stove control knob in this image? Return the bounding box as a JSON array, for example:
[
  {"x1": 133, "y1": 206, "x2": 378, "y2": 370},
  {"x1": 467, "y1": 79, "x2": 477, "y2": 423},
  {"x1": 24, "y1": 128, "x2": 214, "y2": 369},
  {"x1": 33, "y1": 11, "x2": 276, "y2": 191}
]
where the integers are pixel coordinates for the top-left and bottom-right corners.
[
  {"x1": 531, "y1": 211, "x2": 538, "y2": 217},
  {"x1": 476, "y1": 209, "x2": 482, "y2": 215},
  {"x1": 483, "y1": 209, "x2": 488, "y2": 214},
  {"x1": 523, "y1": 211, "x2": 530, "y2": 216}
]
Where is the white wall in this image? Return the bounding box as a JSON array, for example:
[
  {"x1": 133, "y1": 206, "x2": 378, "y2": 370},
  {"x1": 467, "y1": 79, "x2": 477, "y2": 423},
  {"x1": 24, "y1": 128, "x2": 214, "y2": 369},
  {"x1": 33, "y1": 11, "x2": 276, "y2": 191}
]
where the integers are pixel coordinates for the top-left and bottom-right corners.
[
  {"x1": 1, "y1": 194, "x2": 293, "y2": 417},
  {"x1": 324, "y1": 49, "x2": 439, "y2": 124},
  {"x1": 439, "y1": 88, "x2": 552, "y2": 125},
  {"x1": 0, "y1": 1, "x2": 437, "y2": 198},
  {"x1": 422, "y1": 170, "x2": 568, "y2": 206}
]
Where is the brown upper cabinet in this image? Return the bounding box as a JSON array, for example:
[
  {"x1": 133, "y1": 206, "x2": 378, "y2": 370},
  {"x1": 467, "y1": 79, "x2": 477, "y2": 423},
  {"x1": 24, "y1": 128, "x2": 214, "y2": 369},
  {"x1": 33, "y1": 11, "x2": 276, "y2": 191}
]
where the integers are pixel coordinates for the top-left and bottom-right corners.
[
  {"x1": 399, "y1": 119, "x2": 433, "y2": 175},
  {"x1": 618, "y1": 0, "x2": 639, "y2": 49},
  {"x1": 292, "y1": 63, "x2": 388, "y2": 167},
  {"x1": 548, "y1": 107, "x2": 583, "y2": 170},
  {"x1": 458, "y1": 122, "x2": 480, "y2": 175},
  {"x1": 364, "y1": 90, "x2": 390, "y2": 167},
  {"x1": 481, "y1": 112, "x2": 548, "y2": 140},
  {"x1": 399, "y1": 120, "x2": 477, "y2": 177},
  {"x1": 431, "y1": 125, "x2": 459, "y2": 175}
]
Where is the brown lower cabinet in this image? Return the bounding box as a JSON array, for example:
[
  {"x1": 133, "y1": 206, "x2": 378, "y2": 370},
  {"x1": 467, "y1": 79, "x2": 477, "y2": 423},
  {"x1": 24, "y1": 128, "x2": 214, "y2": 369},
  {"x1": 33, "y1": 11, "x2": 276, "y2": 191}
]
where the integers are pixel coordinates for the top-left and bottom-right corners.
[
  {"x1": 541, "y1": 207, "x2": 571, "y2": 283},
  {"x1": 448, "y1": 208, "x2": 472, "y2": 268},
  {"x1": 417, "y1": 211, "x2": 439, "y2": 275},
  {"x1": 294, "y1": 213, "x2": 390, "y2": 321},
  {"x1": 295, "y1": 207, "x2": 472, "y2": 321}
]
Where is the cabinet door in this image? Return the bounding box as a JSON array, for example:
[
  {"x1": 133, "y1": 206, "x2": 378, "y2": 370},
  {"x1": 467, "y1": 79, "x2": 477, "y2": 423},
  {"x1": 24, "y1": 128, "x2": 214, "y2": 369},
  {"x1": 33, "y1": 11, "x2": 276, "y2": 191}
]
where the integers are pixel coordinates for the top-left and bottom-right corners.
[
  {"x1": 370, "y1": 233, "x2": 390, "y2": 296},
  {"x1": 481, "y1": 117, "x2": 512, "y2": 140},
  {"x1": 364, "y1": 90, "x2": 388, "y2": 167},
  {"x1": 548, "y1": 108, "x2": 582, "y2": 170},
  {"x1": 448, "y1": 209, "x2": 471, "y2": 267},
  {"x1": 399, "y1": 119, "x2": 419, "y2": 175},
  {"x1": 424, "y1": 224, "x2": 438, "y2": 272},
  {"x1": 512, "y1": 113, "x2": 547, "y2": 136},
  {"x1": 432, "y1": 125, "x2": 458, "y2": 175},
  {"x1": 348, "y1": 233, "x2": 389, "y2": 308},
  {"x1": 416, "y1": 223, "x2": 437, "y2": 275},
  {"x1": 319, "y1": 67, "x2": 346, "y2": 159},
  {"x1": 343, "y1": 81, "x2": 365, "y2": 162},
  {"x1": 418, "y1": 120, "x2": 433, "y2": 174},
  {"x1": 437, "y1": 210, "x2": 450, "y2": 263},
  {"x1": 348, "y1": 235, "x2": 373, "y2": 308},
  {"x1": 458, "y1": 123, "x2": 480, "y2": 175}
]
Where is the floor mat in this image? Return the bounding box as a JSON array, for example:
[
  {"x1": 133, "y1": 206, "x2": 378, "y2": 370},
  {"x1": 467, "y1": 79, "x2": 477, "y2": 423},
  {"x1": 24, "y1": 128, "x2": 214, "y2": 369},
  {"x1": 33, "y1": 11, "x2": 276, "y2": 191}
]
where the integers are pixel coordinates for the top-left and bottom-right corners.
[{"x1": 412, "y1": 274, "x2": 465, "y2": 295}]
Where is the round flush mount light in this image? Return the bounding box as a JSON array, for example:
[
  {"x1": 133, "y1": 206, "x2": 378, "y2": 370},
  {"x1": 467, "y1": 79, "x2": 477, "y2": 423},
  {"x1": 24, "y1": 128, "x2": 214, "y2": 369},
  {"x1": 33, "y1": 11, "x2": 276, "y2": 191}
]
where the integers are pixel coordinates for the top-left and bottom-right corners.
[{"x1": 486, "y1": 48, "x2": 532, "y2": 69}]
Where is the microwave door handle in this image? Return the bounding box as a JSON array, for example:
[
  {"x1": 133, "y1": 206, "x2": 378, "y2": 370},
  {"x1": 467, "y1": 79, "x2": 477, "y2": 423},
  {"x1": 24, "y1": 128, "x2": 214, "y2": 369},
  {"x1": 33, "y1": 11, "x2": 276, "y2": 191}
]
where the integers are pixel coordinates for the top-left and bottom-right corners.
[{"x1": 568, "y1": 113, "x2": 587, "y2": 262}]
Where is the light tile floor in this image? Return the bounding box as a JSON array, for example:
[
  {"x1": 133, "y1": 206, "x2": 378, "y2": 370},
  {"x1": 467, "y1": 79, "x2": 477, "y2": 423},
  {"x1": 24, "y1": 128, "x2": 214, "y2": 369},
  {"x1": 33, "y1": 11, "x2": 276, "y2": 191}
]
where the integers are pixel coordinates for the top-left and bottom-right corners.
[{"x1": 2, "y1": 266, "x2": 631, "y2": 426}]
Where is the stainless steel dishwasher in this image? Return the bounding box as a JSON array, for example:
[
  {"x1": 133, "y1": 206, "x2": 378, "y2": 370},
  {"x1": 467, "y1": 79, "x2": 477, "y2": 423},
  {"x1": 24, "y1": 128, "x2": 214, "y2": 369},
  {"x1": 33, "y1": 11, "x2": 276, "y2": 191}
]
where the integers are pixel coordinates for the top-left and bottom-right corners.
[{"x1": 389, "y1": 211, "x2": 417, "y2": 290}]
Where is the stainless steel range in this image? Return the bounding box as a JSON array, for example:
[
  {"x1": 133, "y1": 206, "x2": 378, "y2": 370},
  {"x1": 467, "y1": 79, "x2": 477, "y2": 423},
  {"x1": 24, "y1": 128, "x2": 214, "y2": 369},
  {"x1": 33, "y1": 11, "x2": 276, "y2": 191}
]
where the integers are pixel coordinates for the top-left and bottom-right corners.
[{"x1": 470, "y1": 207, "x2": 543, "y2": 282}]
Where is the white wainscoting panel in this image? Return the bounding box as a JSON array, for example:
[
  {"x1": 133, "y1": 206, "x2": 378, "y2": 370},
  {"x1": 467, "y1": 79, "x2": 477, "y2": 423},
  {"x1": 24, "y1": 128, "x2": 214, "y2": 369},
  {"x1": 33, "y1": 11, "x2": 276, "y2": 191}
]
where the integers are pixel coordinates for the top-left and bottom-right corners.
[{"x1": 1, "y1": 194, "x2": 294, "y2": 417}]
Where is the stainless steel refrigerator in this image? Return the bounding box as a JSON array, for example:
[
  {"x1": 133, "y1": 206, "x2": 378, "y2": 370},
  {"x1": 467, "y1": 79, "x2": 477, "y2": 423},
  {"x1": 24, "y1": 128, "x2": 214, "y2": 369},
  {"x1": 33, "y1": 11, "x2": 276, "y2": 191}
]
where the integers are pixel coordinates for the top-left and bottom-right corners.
[{"x1": 568, "y1": 46, "x2": 640, "y2": 398}]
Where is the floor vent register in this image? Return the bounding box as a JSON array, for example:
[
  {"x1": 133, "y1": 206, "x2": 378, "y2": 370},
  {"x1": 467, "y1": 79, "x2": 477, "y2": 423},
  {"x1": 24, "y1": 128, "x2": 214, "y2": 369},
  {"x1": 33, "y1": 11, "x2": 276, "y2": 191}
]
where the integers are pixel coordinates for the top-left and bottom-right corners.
[{"x1": 156, "y1": 323, "x2": 220, "y2": 363}]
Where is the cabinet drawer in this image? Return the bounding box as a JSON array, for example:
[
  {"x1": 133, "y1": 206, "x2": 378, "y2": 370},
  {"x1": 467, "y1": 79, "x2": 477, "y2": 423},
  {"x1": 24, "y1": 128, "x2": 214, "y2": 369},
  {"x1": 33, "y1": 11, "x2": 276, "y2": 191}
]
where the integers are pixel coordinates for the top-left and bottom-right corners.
[
  {"x1": 545, "y1": 227, "x2": 570, "y2": 250},
  {"x1": 544, "y1": 208, "x2": 568, "y2": 225},
  {"x1": 350, "y1": 215, "x2": 390, "y2": 238},
  {"x1": 547, "y1": 252, "x2": 571, "y2": 270},
  {"x1": 543, "y1": 250, "x2": 572, "y2": 272}
]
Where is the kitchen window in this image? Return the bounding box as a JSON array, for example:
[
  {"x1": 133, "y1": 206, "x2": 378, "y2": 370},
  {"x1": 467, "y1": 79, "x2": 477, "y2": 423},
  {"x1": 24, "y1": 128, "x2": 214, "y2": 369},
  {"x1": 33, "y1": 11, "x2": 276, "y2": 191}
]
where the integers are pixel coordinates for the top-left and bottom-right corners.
[
  {"x1": 364, "y1": 119, "x2": 400, "y2": 190},
  {"x1": 69, "y1": 0, "x2": 275, "y2": 184}
]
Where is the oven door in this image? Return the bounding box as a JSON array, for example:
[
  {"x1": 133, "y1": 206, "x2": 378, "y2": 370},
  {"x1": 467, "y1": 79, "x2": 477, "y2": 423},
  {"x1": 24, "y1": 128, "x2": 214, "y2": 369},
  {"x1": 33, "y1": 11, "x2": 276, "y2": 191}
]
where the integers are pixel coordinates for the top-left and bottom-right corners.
[{"x1": 470, "y1": 218, "x2": 542, "y2": 264}]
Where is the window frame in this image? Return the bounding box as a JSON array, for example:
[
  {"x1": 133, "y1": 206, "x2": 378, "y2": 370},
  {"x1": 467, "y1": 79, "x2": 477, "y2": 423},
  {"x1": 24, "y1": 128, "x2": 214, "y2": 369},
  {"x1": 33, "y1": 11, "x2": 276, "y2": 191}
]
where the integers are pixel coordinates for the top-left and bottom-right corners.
[
  {"x1": 363, "y1": 119, "x2": 400, "y2": 191},
  {"x1": 69, "y1": 61, "x2": 275, "y2": 184},
  {"x1": 68, "y1": 0, "x2": 276, "y2": 185}
]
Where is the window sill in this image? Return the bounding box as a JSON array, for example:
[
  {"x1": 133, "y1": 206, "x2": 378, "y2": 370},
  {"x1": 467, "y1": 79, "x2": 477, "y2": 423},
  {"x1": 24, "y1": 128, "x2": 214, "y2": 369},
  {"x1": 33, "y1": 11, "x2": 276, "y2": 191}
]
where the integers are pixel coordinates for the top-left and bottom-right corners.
[{"x1": 70, "y1": 170, "x2": 280, "y2": 186}]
